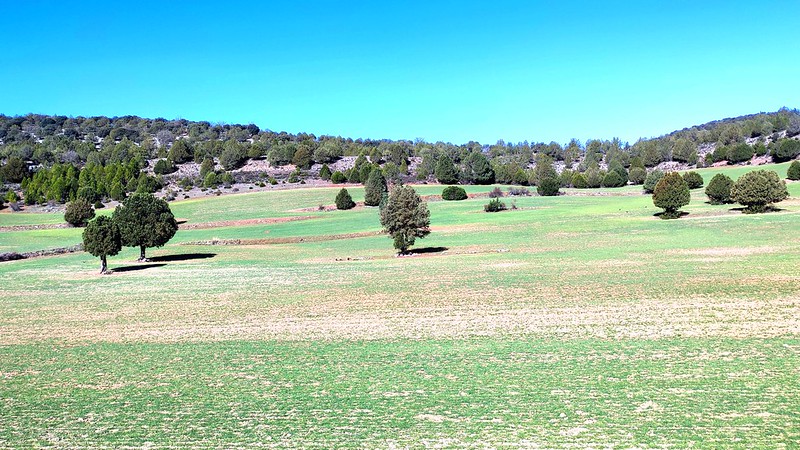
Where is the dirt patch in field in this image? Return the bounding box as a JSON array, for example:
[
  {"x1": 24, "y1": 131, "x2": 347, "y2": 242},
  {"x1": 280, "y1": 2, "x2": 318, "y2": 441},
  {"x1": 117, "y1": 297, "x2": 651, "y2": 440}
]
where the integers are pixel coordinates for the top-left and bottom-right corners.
[
  {"x1": 669, "y1": 246, "x2": 780, "y2": 258},
  {"x1": 178, "y1": 215, "x2": 318, "y2": 230},
  {"x1": 0, "y1": 223, "x2": 70, "y2": 232},
  {"x1": 183, "y1": 231, "x2": 382, "y2": 246}
]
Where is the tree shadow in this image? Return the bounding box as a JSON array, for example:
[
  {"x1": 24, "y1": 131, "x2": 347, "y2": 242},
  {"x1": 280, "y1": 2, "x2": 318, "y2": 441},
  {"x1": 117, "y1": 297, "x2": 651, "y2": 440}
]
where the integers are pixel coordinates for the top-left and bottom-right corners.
[
  {"x1": 112, "y1": 263, "x2": 167, "y2": 273},
  {"x1": 729, "y1": 206, "x2": 785, "y2": 213},
  {"x1": 653, "y1": 211, "x2": 689, "y2": 219},
  {"x1": 149, "y1": 253, "x2": 216, "y2": 262},
  {"x1": 175, "y1": 220, "x2": 187, "y2": 225},
  {"x1": 408, "y1": 247, "x2": 449, "y2": 255}
]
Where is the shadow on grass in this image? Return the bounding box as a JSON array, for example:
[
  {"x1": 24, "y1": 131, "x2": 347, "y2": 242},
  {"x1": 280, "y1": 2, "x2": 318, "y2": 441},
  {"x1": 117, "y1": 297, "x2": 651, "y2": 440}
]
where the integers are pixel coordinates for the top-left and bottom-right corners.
[
  {"x1": 729, "y1": 206, "x2": 785, "y2": 213},
  {"x1": 408, "y1": 247, "x2": 449, "y2": 255},
  {"x1": 653, "y1": 211, "x2": 689, "y2": 219},
  {"x1": 112, "y1": 263, "x2": 167, "y2": 273},
  {"x1": 149, "y1": 253, "x2": 216, "y2": 262}
]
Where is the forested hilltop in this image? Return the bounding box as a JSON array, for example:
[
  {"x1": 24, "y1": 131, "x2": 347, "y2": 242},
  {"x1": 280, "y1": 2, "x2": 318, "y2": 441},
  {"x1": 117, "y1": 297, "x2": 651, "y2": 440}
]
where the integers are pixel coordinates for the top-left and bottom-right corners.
[{"x1": 1, "y1": 108, "x2": 798, "y2": 208}]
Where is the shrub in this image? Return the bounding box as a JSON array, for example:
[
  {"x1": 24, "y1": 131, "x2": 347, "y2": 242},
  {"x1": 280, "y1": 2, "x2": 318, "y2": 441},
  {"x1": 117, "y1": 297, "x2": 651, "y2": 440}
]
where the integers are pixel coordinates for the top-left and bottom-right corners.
[
  {"x1": 601, "y1": 171, "x2": 624, "y2": 188},
  {"x1": 787, "y1": 161, "x2": 800, "y2": 180},
  {"x1": 730, "y1": 169, "x2": 789, "y2": 213},
  {"x1": 705, "y1": 174, "x2": 734, "y2": 204},
  {"x1": 331, "y1": 171, "x2": 346, "y2": 183},
  {"x1": 727, "y1": 143, "x2": 754, "y2": 164},
  {"x1": 629, "y1": 167, "x2": 646, "y2": 185},
  {"x1": 488, "y1": 187, "x2": 504, "y2": 198},
  {"x1": 287, "y1": 169, "x2": 301, "y2": 183},
  {"x1": 682, "y1": 171, "x2": 704, "y2": 189},
  {"x1": 319, "y1": 164, "x2": 332, "y2": 181},
  {"x1": 537, "y1": 177, "x2": 560, "y2": 196},
  {"x1": 774, "y1": 139, "x2": 800, "y2": 162},
  {"x1": 643, "y1": 169, "x2": 664, "y2": 193},
  {"x1": 571, "y1": 173, "x2": 588, "y2": 188},
  {"x1": 203, "y1": 172, "x2": 218, "y2": 188},
  {"x1": 484, "y1": 198, "x2": 507, "y2": 212},
  {"x1": 199, "y1": 157, "x2": 215, "y2": 178},
  {"x1": 153, "y1": 158, "x2": 176, "y2": 175},
  {"x1": 94, "y1": 201, "x2": 105, "y2": 209},
  {"x1": 364, "y1": 169, "x2": 388, "y2": 206},
  {"x1": 507, "y1": 186, "x2": 531, "y2": 196},
  {"x1": 442, "y1": 186, "x2": 468, "y2": 200},
  {"x1": 64, "y1": 198, "x2": 95, "y2": 226},
  {"x1": 335, "y1": 188, "x2": 356, "y2": 210},
  {"x1": 584, "y1": 168, "x2": 604, "y2": 188},
  {"x1": 652, "y1": 172, "x2": 690, "y2": 219}
]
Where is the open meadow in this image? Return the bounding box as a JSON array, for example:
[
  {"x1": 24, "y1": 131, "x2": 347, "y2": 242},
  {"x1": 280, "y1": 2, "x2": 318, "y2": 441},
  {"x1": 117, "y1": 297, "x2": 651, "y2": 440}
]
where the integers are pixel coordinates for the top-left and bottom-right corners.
[{"x1": 1, "y1": 163, "x2": 799, "y2": 447}]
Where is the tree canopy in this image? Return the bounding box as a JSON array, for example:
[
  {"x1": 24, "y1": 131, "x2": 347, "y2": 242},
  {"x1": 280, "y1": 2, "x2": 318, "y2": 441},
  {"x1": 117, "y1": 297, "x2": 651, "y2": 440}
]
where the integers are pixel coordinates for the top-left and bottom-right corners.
[
  {"x1": 82, "y1": 215, "x2": 121, "y2": 274},
  {"x1": 379, "y1": 185, "x2": 431, "y2": 254},
  {"x1": 112, "y1": 193, "x2": 178, "y2": 261}
]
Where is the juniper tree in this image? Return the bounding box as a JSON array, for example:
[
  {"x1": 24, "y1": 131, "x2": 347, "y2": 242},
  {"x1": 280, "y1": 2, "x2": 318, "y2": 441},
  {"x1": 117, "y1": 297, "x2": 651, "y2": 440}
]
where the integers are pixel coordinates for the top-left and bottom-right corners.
[
  {"x1": 112, "y1": 193, "x2": 178, "y2": 261},
  {"x1": 652, "y1": 172, "x2": 690, "y2": 219},
  {"x1": 364, "y1": 169, "x2": 388, "y2": 206},
  {"x1": 335, "y1": 188, "x2": 356, "y2": 210},
  {"x1": 82, "y1": 216, "x2": 121, "y2": 274},
  {"x1": 64, "y1": 198, "x2": 95, "y2": 227},
  {"x1": 379, "y1": 185, "x2": 430, "y2": 254},
  {"x1": 731, "y1": 170, "x2": 788, "y2": 213},
  {"x1": 705, "y1": 173, "x2": 734, "y2": 204}
]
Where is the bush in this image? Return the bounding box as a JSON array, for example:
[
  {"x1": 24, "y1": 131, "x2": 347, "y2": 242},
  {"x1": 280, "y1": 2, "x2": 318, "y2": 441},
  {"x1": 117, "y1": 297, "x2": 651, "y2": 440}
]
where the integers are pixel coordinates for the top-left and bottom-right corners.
[
  {"x1": 705, "y1": 174, "x2": 733, "y2": 204},
  {"x1": 774, "y1": 139, "x2": 800, "y2": 162},
  {"x1": 537, "y1": 177, "x2": 560, "y2": 196},
  {"x1": 652, "y1": 172, "x2": 690, "y2": 219},
  {"x1": 643, "y1": 170, "x2": 664, "y2": 193},
  {"x1": 335, "y1": 188, "x2": 356, "y2": 210},
  {"x1": 788, "y1": 161, "x2": 800, "y2": 180},
  {"x1": 507, "y1": 186, "x2": 531, "y2": 196},
  {"x1": 682, "y1": 171, "x2": 704, "y2": 189},
  {"x1": 203, "y1": 172, "x2": 218, "y2": 188},
  {"x1": 331, "y1": 171, "x2": 346, "y2": 183},
  {"x1": 64, "y1": 198, "x2": 95, "y2": 226},
  {"x1": 153, "y1": 158, "x2": 176, "y2": 175},
  {"x1": 435, "y1": 155, "x2": 460, "y2": 185},
  {"x1": 288, "y1": 169, "x2": 301, "y2": 183},
  {"x1": 629, "y1": 167, "x2": 646, "y2": 185},
  {"x1": 731, "y1": 169, "x2": 789, "y2": 213},
  {"x1": 484, "y1": 198, "x2": 506, "y2": 212},
  {"x1": 442, "y1": 186, "x2": 468, "y2": 200},
  {"x1": 727, "y1": 143, "x2": 754, "y2": 164},
  {"x1": 571, "y1": 173, "x2": 588, "y2": 188},
  {"x1": 488, "y1": 187, "x2": 504, "y2": 198},
  {"x1": 319, "y1": 164, "x2": 332, "y2": 181},
  {"x1": 601, "y1": 171, "x2": 624, "y2": 188}
]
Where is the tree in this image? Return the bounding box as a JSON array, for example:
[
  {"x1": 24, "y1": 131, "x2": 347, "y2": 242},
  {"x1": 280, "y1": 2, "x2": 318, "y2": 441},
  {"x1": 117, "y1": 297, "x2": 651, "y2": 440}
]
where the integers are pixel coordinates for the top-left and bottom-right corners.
[
  {"x1": 682, "y1": 171, "x2": 704, "y2": 189},
  {"x1": 331, "y1": 171, "x2": 346, "y2": 183},
  {"x1": 537, "y1": 177, "x2": 560, "y2": 196},
  {"x1": 364, "y1": 169, "x2": 388, "y2": 206},
  {"x1": 788, "y1": 161, "x2": 800, "y2": 180},
  {"x1": 652, "y1": 172, "x2": 690, "y2": 219},
  {"x1": 112, "y1": 193, "x2": 178, "y2": 261},
  {"x1": 435, "y1": 155, "x2": 459, "y2": 184},
  {"x1": 629, "y1": 167, "x2": 647, "y2": 185},
  {"x1": 64, "y1": 198, "x2": 95, "y2": 226},
  {"x1": 774, "y1": 139, "x2": 800, "y2": 162},
  {"x1": 319, "y1": 164, "x2": 332, "y2": 181},
  {"x1": 199, "y1": 157, "x2": 215, "y2": 178},
  {"x1": 168, "y1": 139, "x2": 193, "y2": 164},
  {"x1": 671, "y1": 138, "x2": 697, "y2": 164},
  {"x1": 643, "y1": 170, "x2": 664, "y2": 193},
  {"x1": 464, "y1": 152, "x2": 495, "y2": 184},
  {"x1": 219, "y1": 141, "x2": 247, "y2": 170},
  {"x1": 153, "y1": 158, "x2": 176, "y2": 175},
  {"x1": 705, "y1": 173, "x2": 734, "y2": 204},
  {"x1": 571, "y1": 172, "x2": 588, "y2": 188},
  {"x1": 335, "y1": 188, "x2": 355, "y2": 210},
  {"x1": 379, "y1": 185, "x2": 430, "y2": 254},
  {"x1": 727, "y1": 143, "x2": 754, "y2": 164},
  {"x1": 730, "y1": 169, "x2": 789, "y2": 213},
  {"x1": 442, "y1": 185, "x2": 467, "y2": 200},
  {"x1": 602, "y1": 171, "x2": 625, "y2": 188},
  {"x1": 82, "y1": 215, "x2": 121, "y2": 274},
  {"x1": 1, "y1": 157, "x2": 30, "y2": 182}
]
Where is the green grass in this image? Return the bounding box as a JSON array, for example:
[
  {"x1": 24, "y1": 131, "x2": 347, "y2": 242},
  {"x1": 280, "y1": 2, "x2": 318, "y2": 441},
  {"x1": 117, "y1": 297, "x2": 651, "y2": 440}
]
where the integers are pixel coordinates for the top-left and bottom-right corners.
[{"x1": 1, "y1": 162, "x2": 799, "y2": 447}]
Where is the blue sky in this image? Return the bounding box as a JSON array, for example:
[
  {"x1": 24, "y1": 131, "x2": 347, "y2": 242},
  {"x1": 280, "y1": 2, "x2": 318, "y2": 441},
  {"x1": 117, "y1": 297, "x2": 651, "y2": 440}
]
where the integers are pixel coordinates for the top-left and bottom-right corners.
[{"x1": 1, "y1": 1, "x2": 798, "y2": 145}]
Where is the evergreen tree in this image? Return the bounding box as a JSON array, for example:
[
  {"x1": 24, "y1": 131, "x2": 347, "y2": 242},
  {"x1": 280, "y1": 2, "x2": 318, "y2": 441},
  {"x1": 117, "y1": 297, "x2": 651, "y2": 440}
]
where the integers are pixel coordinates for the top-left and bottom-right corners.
[
  {"x1": 435, "y1": 155, "x2": 459, "y2": 184},
  {"x1": 464, "y1": 152, "x2": 495, "y2": 184},
  {"x1": 82, "y1": 216, "x2": 121, "y2": 274},
  {"x1": 200, "y1": 157, "x2": 215, "y2": 178},
  {"x1": 705, "y1": 173, "x2": 734, "y2": 204},
  {"x1": 380, "y1": 185, "x2": 430, "y2": 254},
  {"x1": 787, "y1": 160, "x2": 800, "y2": 180},
  {"x1": 319, "y1": 164, "x2": 332, "y2": 181},
  {"x1": 652, "y1": 172, "x2": 690, "y2": 219},
  {"x1": 112, "y1": 193, "x2": 178, "y2": 261},
  {"x1": 731, "y1": 170, "x2": 789, "y2": 213},
  {"x1": 364, "y1": 169, "x2": 388, "y2": 206},
  {"x1": 64, "y1": 198, "x2": 95, "y2": 226},
  {"x1": 335, "y1": 188, "x2": 356, "y2": 210}
]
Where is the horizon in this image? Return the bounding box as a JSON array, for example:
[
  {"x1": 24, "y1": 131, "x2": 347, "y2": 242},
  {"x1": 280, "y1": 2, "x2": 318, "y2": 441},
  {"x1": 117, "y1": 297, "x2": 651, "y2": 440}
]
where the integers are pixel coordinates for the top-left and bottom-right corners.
[{"x1": 2, "y1": 1, "x2": 799, "y2": 146}]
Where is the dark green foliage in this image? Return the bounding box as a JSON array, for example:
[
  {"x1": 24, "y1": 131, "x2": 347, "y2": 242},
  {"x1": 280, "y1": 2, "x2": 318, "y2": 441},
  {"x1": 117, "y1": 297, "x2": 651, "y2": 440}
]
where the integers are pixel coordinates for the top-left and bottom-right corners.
[
  {"x1": 287, "y1": 169, "x2": 302, "y2": 183},
  {"x1": 64, "y1": 198, "x2": 95, "y2": 227},
  {"x1": 319, "y1": 164, "x2": 332, "y2": 181},
  {"x1": 730, "y1": 169, "x2": 789, "y2": 213},
  {"x1": 629, "y1": 167, "x2": 646, "y2": 185},
  {"x1": 331, "y1": 171, "x2": 346, "y2": 183},
  {"x1": 682, "y1": 171, "x2": 704, "y2": 189},
  {"x1": 112, "y1": 193, "x2": 178, "y2": 260},
  {"x1": 220, "y1": 172, "x2": 234, "y2": 187},
  {"x1": 601, "y1": 171, "x2": 625, "y2": 188},
  {"x1": 608, "y1": 161, "x2": 628, "y2": 185},
  {"x1": 1, "y1": 157, "x2": 29, "y2": 182},
  {"x1": 167, "y1": 140, "x2": 193, "y2": 164},
  {"x1": 335, "y1": 188, "x2": 355, "y2": 210},
  {"x1": 219, "y1": 141, "x2": 248, "y2": 170},
  {"x1": 109, "y1": 181, "x2": 126, "y2": 201},
  {"x1": 559, "y1": 169, "x2": 575, "y2": 187},
  {"x1": 292, "y1": 145, "x2": 313, "y2": 169},
  {"x1": 652, "y1": 172, "x2": 690, "y2": 219},
  {"x1": 705, "y1": 173, "x2": 734, "y2": 204},
  {"x1": 484, "y1": 198, "x2": 507, "y2": 212},
  {"x1": 671, "y1": 138, "x2": 697, "y2": 164},
  {"x1": 364, "y1": 169, "x2": 388, "y2": 206},
  {"x1": 584, "y1": 168, "x2": 603, "y2": 188},
  {"x1": 774, "y1": 139, "x2": 800, "y2": 162},
  {"x1": 203, "y1": 172, "x2": 218, "y2": 188},
  {"x1": 643, "y1": 170, "x2": 664, "y2": 193},
  {"x1": 571, "y1": 173, "x2": 588, "y2": 189},
  {"x1": 537, "y1": 177, "x2": 560, "y2": 196},
  {"x1": 435, "y1": 155, "x2": 459, "y2": 185},
  {"x1": 787, "y1": 161, "x2": 800, "y2": 180},
  {"x1": 727, "y1": 143, "x2": 754, "y2": 164},
  {"x1": 82, "y1": 215, "x2": 121, "y2": 273},
  {"x1": 199, "y1": 157, "x2": 215, "y2": 178},
  {"x1": 464, "y1": 152, "x2": 495, "y2": 184},
  {"x1": 712, "y1": 145, "x2": 729, "y2": 163},
  {"x1": 153, "y1": 159, "x2": 176, "y2": 175},
  {"x1": 442, "y1": 186, "x2": 467, "y2": 201},
  {"x1": 359, "y1": 163, "x2": 375, "y2": 184},
  {"x1": 379, "y1": 185, "x2": 431, "y2": 254}
]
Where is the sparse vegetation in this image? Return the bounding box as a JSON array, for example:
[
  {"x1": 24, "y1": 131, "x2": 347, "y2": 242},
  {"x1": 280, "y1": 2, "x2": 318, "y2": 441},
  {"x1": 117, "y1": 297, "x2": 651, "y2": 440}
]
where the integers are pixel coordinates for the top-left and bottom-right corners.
[{"x1": 484, "y1": 198, "x2": 507, "y2": 212}]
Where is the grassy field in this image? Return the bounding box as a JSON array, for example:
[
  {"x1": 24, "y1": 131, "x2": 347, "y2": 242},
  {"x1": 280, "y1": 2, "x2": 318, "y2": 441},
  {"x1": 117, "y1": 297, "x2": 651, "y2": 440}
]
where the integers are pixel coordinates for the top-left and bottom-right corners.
[{"x1": 1, "y1": 163, "x2": 799, "y2": 447}]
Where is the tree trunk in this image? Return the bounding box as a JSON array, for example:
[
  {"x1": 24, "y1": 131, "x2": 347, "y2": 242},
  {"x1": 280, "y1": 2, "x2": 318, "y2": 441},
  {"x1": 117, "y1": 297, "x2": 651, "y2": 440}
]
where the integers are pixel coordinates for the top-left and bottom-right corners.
[
  {"x1": 100, "y1": 255, "x2": 108, "y2": 274},
  {"x1": 138, "y1": 245, "x2": 148, "y2": 262}
]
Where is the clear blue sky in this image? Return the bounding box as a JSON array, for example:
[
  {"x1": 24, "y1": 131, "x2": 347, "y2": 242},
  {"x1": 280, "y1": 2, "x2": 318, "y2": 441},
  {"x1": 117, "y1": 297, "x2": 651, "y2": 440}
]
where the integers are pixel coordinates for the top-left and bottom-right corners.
[{"x1": 1, "y1": 1, "x2": 798, "y2": 145}]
